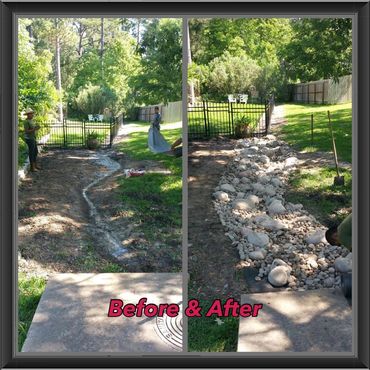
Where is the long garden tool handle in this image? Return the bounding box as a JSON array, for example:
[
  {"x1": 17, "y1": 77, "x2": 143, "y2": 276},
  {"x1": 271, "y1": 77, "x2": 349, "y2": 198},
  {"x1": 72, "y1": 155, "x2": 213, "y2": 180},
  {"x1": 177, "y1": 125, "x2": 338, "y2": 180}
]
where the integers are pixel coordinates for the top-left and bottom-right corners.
[{"x1": 327, "y1": 111, "x2": 340, "y2": 177}]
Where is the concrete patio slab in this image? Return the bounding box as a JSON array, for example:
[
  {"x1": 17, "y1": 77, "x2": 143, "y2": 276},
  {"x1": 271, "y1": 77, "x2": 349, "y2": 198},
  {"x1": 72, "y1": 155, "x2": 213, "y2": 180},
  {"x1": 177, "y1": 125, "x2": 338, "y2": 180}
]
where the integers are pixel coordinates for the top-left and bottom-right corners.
[
  {"x1": 22, "y1": 273, "x2": 182, "y2": 353},
  {"x1": 237, "y1": 289, "x2": 352, "y2": 352}
]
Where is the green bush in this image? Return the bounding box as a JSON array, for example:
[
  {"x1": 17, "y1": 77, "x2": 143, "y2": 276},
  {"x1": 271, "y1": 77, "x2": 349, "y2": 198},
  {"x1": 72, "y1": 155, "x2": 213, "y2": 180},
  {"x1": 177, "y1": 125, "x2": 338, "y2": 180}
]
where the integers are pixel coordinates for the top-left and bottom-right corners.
[{"x1": 75, "y1": 84, "x2": 117, "y2": 116}]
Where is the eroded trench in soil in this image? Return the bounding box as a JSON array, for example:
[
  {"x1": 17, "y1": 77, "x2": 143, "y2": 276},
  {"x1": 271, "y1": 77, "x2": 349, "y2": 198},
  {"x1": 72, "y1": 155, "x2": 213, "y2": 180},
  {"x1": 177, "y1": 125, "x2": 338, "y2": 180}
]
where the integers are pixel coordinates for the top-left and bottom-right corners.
[{"x1": 18, "y1": 148, "x2": 179, "y2": 276}]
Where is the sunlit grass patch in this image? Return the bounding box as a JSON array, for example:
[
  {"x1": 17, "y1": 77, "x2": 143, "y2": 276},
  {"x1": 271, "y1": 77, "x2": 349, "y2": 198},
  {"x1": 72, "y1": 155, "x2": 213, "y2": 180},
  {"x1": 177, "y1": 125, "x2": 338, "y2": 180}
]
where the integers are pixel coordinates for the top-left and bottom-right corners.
[{"x1": 281, "y1": 103, "x2": 352, "y2": 163}]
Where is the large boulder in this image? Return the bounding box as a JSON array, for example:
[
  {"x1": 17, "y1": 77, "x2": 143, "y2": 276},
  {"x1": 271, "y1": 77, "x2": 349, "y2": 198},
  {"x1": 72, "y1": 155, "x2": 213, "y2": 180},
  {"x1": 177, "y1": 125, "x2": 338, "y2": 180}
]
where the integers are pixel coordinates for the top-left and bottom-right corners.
[{"x1": 268, "y1": 266, "x2": 289, "y2": 287}]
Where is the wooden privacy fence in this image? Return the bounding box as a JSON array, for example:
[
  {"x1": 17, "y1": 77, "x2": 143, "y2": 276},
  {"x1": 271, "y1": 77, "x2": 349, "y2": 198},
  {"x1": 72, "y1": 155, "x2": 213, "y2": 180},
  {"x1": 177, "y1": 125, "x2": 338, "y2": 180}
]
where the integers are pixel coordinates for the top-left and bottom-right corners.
[
  {"x1": 36, "y1": 118, "x2": 120, "y2": 149},
  {"x1": 291, "y1": 75, "x2": 352, "y2": 104},
  {"x1": 137, "y1": 101, "x2": 182, "y2": 123},
  {"x1": 188, "y1": 99, "x2": 274, "y2": 139}
]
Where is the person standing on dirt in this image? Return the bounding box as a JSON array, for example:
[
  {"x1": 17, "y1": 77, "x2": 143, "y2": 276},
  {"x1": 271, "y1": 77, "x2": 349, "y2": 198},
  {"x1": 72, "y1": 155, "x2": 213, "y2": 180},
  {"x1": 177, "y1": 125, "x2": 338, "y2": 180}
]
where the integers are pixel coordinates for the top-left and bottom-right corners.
[{"x1": 23, "y1": 108, "x2": 41, "y2": 172}]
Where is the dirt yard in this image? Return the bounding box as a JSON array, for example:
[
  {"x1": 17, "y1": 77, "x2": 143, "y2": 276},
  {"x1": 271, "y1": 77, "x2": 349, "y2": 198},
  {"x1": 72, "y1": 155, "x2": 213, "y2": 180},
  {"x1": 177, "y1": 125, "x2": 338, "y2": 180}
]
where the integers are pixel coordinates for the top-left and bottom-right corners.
[
  {"x1": 18, "y1": 131, "x2": 181, "y2": 276},
  {"x1": 188, "y1": 138, "x2": 250, "y2": 299}
]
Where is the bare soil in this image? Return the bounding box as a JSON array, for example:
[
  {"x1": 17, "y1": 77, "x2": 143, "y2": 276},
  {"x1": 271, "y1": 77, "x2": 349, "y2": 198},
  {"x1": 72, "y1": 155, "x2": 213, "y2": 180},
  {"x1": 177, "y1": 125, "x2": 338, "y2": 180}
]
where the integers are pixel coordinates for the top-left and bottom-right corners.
[
  {"x1": 18, "y1": 149, "x2": 116, "y2": 276},
  {"x1": 188, "y1": 138, "x2": 250, "y2": 300},
  {"x1": 18, "y1": 147, "x2": 179, "y2": 276}
]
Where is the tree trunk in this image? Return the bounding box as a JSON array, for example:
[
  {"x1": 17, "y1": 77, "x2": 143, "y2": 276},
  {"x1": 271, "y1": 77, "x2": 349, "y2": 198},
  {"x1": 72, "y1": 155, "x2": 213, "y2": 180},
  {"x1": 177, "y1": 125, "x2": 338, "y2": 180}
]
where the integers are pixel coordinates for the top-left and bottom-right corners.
[
  {"x1": 136, "y1": 18, "x2": 141, "y2": 44},
  {"x1": 55, "y1": 20, "x2": 63, "y2": 122},
  {"x1": 187, "y1": 20, "x2": 196, "y2": 106},
  {"x1": 100, "y1": 17, "x2": 104, "y2": 83},
  {"x1": 77, "y1": 23, "x2": 84, "y2": 57}
]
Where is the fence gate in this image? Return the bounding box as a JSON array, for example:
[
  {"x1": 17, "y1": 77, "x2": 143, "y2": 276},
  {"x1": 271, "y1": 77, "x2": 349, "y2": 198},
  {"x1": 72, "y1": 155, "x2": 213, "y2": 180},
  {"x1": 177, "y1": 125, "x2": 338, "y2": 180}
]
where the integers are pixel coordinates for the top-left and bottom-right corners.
[{"x1": 188, "y1": 99, "x2": 274, "y2": 140}]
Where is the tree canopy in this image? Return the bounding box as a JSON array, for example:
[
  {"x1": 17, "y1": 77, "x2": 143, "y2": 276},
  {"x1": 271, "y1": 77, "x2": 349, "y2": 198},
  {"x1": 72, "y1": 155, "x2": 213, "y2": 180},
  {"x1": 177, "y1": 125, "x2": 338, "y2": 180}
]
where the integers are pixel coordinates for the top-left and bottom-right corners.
[
  {"x1": 18, "y1": 17, "x2": 182, "y2": 120},
  {"x1": 189, "y1": 18, "x2": 352, "y2": 101}
]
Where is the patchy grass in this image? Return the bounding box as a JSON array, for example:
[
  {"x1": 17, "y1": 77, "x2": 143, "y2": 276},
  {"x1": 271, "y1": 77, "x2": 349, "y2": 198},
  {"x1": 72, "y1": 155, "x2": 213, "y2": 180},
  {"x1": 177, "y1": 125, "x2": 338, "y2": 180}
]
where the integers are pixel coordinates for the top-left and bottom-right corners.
[
  {"x1": 188, "y1": 298, "x2": 239, "y2": 352},
  {"x1": 281, "y1": 103, "x2": 352, "y2": 163},
  {"x1": 18, "y1": 273, "x2": 47, "y2": 351},
  {"x1": 286, "y1": 166, "x2": 352, "y2": 226},
  {"x1": 118, "y1": 121, "x2": 182, "y2": 175},
  {"x1": 115, "y1": 121, "x2": 182, "y2": 270},
  {"x1": 73, "y1": 244, "x2": 127, "y2": 272}
]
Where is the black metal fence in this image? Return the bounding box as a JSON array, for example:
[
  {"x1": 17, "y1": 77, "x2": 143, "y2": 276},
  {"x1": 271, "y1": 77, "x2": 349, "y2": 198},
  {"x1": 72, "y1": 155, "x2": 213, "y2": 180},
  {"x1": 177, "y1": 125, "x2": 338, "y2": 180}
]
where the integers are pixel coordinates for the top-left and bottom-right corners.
[
  {"x1": 188, "y1": 99, "x2": 274, "y2": 139},
  {"x1": 37, "y1": 118, "x2": 120, "y2": 149}
]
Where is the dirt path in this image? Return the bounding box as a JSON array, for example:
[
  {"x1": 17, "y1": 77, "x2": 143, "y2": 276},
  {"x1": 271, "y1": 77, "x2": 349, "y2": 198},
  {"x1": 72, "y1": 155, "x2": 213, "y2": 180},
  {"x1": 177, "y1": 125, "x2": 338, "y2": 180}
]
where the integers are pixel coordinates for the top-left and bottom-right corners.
[
  {"x1": 188, "y1": 138, "x2": 250, "y2": 299},
  {"x1": 18, "y1": 149, "x2": 119, "y2": 277}
]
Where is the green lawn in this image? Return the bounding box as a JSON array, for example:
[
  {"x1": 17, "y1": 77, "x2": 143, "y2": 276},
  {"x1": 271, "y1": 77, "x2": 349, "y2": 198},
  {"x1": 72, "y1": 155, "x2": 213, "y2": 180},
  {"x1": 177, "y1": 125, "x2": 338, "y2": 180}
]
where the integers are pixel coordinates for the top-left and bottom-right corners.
[
  {"x1": 188, "y1": 102, "x2": 265, "y2": 137},
  {"x1": 281, "y1": 103, "x2": 352, "y2": 163},
  {"x1": 188, "y1": 298, "x2": 239, "y2": 352},
  {"x1": 115, "y1": 121, "x2": 182, "y2": 259},
  {"x1": 281, "y1": 103, "x2": 352, "y2": 226},
  {"x1": 18, "y1": 273, "x2": 47, "y2": 351},
  {"x1": 286, "y1": 166, "x2": 352, "y2": 226}
]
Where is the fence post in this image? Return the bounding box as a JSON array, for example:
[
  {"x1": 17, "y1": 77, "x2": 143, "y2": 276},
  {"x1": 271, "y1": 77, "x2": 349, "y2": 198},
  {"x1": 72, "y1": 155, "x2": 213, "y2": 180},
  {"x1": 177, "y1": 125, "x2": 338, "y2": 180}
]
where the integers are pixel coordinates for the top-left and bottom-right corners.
[
  {"x1": 311, "y1": 114, "x2": 314, "y2": 146},
  {"x1": 83, "y1": 120, "x2": 86, "y2": 147},
  {"x1": 202, "y1": 101, "x2": 208, "y2": 137},
  {"x1": 230, "y1": 101, "x2": 234, "y2": 136},
  {"x1": 110, "y1": 120, "x2": 113, "y2": 147},
  {"x1": 62, "y1": 117, "x2": 66, "y2": 148},
  {"x1": 265, "y1": 100, "x2": 269, "y2": 134}
]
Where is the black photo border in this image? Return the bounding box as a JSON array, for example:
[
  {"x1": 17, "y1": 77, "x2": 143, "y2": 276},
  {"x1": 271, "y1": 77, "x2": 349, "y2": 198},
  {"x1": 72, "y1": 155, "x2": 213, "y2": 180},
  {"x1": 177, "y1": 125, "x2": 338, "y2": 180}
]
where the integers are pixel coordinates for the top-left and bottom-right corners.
[{"x1": 1, "y1": 1, "x2": 369, "y2": 368}]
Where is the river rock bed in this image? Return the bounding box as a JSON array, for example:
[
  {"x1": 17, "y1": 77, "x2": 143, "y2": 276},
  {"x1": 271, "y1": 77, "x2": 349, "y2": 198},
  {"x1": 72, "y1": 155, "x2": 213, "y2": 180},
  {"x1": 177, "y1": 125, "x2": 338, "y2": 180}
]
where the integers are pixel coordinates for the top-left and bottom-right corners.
[{"x1": 213, "y1": 135, "x2": 351, "y2": 290}]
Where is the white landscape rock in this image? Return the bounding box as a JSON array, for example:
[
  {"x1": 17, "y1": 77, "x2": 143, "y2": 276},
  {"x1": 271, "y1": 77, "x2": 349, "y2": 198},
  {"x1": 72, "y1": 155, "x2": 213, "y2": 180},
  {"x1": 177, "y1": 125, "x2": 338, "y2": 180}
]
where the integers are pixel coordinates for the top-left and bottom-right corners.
[
  {"x1": 249, "y1": 249, "x2": 267, "y2": 260},
  {"x1": 305, "y1": 230, "x2": 327, "y2": 245},
  {"x1": 259, "y1": 155, "x2": 270, "y2": 165},
  {"x1": 264, "y1": 184, "x2": 276, "y2": 196},
  {"x1": 271, "y1": 258, "x2": 292, "y2": 274},
  {"x1": 246, "y1": 231, "x2": 270, "y2": 248},
  {"x1": 268, "y1": 266, "x2": 289, "y2": 287},
  {"x1": 271, "y1": 177, "x2": 283, "y2": 187},
  {"x1": 233, "y1": 199, "x2": 255, "y2": 211},
  {"x1": 268, "y1": 199, "x2": 286, "y2": 214},
  {"x1": 245, "y1": 194, "x2": 260, "y2": 205},
  {"x1": 240, "y1": 227, "x2": 253, "y2": 237},
  {"x1": 334, "y1": 256, "x2": 352, "y2": 273},
  {"x1": 220, "y1": 184, "x2": 236, "y2": 193},
  {"x1": 284, "y1": 156, "x2": 299, "y2": 168},
  {"x1": 213, "y1": 135, "x2": 346, "y2": 291},
  {"x1": 213, "y1": 191, "x2": 229, "y2": 202},
  {"x1": 254, "y1": 214, "x2": 284, "y2": 230},
  {"x1": 252, "y1": 183, "x2": 265, "y2": 193}
]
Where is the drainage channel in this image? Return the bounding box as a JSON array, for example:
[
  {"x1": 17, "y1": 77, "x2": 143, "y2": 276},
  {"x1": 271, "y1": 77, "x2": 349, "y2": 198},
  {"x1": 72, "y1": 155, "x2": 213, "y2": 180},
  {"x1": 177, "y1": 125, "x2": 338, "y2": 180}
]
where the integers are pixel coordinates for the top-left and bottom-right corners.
[{"x1": 82, "y1": 151, "x2": 128, "y2": 259}]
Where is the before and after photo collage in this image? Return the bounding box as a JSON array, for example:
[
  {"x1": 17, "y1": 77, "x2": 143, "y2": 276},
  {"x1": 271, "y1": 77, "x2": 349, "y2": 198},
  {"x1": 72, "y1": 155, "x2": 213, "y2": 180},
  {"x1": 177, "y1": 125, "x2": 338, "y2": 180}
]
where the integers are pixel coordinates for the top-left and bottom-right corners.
[{"x1": 17, "y1": 16, "x2": 353, "y2": 354}]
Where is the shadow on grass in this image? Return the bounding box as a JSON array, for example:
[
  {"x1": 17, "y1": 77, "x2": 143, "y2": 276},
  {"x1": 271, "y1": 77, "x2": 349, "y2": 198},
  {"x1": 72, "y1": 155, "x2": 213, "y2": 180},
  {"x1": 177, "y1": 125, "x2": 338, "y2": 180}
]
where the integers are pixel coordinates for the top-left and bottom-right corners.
[{"x1": 286, "y1": 166, "x2": 352, "y2": 226}]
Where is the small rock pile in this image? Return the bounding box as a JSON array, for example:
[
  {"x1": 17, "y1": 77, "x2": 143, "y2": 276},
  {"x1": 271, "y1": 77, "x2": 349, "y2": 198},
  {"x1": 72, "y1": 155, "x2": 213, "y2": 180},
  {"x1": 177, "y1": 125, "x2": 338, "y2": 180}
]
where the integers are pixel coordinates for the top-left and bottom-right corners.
[{"x1": 213, "y1": 135, "x2": 351, "y2": 290}]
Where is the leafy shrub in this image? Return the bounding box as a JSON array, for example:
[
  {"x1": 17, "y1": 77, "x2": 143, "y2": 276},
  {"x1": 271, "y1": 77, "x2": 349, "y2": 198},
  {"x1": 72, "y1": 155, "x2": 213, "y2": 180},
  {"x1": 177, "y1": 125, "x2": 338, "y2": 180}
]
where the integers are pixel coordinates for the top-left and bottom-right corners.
[{"x1": 75, "y1": 84, "x2": 117, "y2": 115}]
